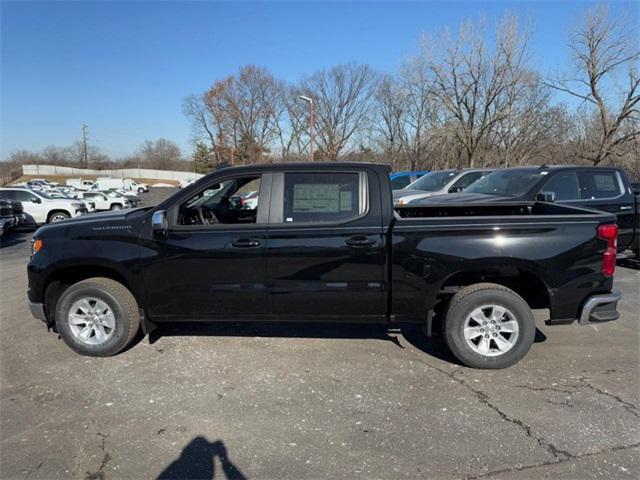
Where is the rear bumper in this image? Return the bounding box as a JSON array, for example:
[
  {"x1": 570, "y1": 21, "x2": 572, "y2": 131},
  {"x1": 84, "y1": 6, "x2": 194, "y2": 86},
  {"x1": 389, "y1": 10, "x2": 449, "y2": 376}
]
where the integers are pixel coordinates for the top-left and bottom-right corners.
[{"x1": 578, "y1": 290, "x2": 621, "y2": 325}]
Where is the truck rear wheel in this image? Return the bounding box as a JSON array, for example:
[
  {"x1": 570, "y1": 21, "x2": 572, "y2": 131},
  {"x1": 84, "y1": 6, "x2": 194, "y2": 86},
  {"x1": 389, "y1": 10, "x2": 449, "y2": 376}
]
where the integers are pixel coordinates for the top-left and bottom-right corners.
[
  {"x1": 443, "y1": 283, "x2": 535, "y2": 369},
  {"x1": 55, "y1": 277, "x2": 140, "y2": 357}
]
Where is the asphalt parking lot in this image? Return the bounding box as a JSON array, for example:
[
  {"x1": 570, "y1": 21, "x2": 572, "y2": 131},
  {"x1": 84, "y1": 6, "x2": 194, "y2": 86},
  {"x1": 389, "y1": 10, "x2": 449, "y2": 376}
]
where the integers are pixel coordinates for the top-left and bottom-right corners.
[{"x1": 1, "y1": 188, "x2": 638, "y2": 479}]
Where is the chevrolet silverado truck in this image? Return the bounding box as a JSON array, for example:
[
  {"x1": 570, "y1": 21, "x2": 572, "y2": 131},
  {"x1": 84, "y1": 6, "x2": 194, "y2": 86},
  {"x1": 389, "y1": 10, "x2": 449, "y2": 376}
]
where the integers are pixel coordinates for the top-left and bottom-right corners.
[{"x1": 27, "y1": 163, "x2": 622, "y2": 368}]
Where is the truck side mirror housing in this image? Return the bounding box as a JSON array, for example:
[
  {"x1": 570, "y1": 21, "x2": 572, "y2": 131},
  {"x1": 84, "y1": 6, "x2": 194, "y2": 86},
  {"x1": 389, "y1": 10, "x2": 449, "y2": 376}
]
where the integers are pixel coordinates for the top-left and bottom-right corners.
[
  {"x1": 449, "y1": 186, "x2": 464, "y2": 193},
  {"x1": 31, "y1": 196, "x2": 41, "y2": 204},
  {"x1": 151, "y1": 210, "x2": 168, "y2": 236},
  {"x1": 536, "y1": 191, "x2": 556, "y2": 202},
  {"x1": 630, "y1": 182, "x2": 640, "y2": 195}
]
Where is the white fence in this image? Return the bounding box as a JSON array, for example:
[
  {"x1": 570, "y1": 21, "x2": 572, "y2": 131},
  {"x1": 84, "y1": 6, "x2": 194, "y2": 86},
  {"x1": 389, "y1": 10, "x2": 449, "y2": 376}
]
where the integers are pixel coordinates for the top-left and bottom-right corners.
[{"x1": 22, "y1": 165, "x2": 203, "y2": 182}]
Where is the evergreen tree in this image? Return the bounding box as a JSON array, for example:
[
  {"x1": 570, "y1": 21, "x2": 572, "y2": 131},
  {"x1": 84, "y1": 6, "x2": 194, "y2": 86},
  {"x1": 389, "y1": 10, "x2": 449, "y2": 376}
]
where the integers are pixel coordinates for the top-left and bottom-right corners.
[{"x1": 192, "y1": 142, "x2": 213, "y2": 174}]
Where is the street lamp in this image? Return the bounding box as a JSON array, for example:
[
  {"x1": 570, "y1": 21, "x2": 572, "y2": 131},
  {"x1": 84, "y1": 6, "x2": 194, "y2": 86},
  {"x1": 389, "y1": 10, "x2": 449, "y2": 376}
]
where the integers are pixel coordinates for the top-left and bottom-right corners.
[{"x1": 299, "y1": 95, "x2": 314, "y2": 161}]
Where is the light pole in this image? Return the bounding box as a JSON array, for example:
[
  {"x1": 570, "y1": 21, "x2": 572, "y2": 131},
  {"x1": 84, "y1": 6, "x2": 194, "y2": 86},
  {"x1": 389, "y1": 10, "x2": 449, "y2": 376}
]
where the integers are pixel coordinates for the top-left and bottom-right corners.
[{"x1": 299, "y1": 95, "x2": 314, "y2": 161}]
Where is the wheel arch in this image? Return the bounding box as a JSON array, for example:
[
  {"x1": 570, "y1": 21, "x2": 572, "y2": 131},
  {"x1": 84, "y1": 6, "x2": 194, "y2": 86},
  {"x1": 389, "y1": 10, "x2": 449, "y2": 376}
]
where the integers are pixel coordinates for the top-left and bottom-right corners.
[
  {"x1": 438, "y1": 264, "x2": 551, "y2": 310},
  {"x1": 42, "y1": 263, "x2": 141, "y2": 327},
  {"x1": 47, "y1": 209, "x2": 71, "y2": 223}
]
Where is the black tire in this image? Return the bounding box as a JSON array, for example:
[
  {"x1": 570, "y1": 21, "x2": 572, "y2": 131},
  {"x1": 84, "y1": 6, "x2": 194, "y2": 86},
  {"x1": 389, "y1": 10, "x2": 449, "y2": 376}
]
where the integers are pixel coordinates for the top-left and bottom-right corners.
[
  {"x1": 138, "y1": 187, "x2": 144, "y2": 193},
  {"x1": 48, "y1": 211, "x2": 70, "y2": 223},
  {"x1": 55, "y1": 277, "x2": 140, "y2": 357},
  {"x1": 443, "y1": 283, "x2": 535, "y2": 369},
  {"x1": 110, "y1": 203, "x2": 122, "y2": 210}
]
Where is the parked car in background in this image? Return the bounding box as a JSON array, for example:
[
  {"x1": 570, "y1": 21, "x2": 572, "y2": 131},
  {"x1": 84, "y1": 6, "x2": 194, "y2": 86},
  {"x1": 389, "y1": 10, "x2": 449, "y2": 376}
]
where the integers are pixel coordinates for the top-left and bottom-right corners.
[
  {"x1": 413, "y1": 166, "x2": 639, "y2": 257},
  {"x1": 104, "y1": 190, "x2": 137, "y2": 208},
  {"x1": 76, "y1": 191, "x2": 129, "y2": 211},
  {"x1": 393, "y1": 168, "x2": 493, "y2": 205},
  {"x1": 66, "y1": 178, "x2": 96, "y2": 191},
  {"x1": 30, "y1": 178, "x2": 60, "y2": 187},
  {"x1": 0, "y1": 199, "x2": 16, "y2": 235},
  {"x1": 0, "y1": 187, "x2": 88, "y2": 225},
  {"x1": 389, "y1": 171, "x2": 429, "y2": 190},
  {"x1": 125, "y1": 179, "x2": 148, "y2": 193},
  {"x1": 47, "y1": 191, "x2": 96, "y2": 213},
  {"x1": 28, "y1": 163, "x2": 622, "y2": 369}
]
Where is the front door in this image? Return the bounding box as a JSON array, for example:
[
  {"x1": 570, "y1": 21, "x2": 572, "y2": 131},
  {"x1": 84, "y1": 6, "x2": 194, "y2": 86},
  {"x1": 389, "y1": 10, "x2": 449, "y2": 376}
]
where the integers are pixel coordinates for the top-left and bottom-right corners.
[
  {"x1": 265, "y1": 171, "x2": 386, "y2": 321},
  {"x1": 141, "y1": 173, "x2": 270, "y2": 320}
]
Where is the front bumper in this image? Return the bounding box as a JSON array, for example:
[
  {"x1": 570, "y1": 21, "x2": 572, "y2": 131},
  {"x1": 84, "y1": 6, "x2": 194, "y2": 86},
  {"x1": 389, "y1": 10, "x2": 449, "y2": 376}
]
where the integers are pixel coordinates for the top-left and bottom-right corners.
[
  {"x1": 578, "y1": 290, "x2": 621, "y2": 325},
  {"x1": 29, "y1": 301, "x2": 47, "y2": 323}
]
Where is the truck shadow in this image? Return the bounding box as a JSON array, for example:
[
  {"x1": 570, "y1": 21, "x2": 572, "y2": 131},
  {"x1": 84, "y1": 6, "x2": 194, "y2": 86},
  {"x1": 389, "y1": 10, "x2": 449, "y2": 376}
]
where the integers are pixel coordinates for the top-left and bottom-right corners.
[
  {"x1": 145, "y1": 322, "x2": 547, "y2": 367},
  {"x1": 157, "y1": 436, "x2": 246, "y2": 480}
]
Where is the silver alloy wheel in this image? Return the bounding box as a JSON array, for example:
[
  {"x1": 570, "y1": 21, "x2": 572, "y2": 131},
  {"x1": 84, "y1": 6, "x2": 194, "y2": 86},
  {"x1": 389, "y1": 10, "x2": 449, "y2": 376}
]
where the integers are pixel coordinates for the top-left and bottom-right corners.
[
  {"x1": 463, "y1": 304, "x2": 519, "y2": 357},
  {"x1": 67, "y1": 297, "x2": 116, "y2": 345},
  {"x1": 50, "y1": 214, "x2": 68, "y2": 222}
]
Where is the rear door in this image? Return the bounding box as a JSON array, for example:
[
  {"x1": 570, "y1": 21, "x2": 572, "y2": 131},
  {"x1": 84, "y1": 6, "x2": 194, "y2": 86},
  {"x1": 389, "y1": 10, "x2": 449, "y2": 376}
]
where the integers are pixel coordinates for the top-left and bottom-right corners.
[
  {"x1": 265, "y1": 170, "x2": 386, "y2": 320},
  {"x1": 576, "y1": 169, "x2": 635, "y2": 251}
]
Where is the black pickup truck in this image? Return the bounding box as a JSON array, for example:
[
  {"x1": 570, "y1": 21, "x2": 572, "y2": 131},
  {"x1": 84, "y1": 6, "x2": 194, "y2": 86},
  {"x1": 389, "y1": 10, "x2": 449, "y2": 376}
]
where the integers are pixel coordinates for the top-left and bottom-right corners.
[{"x1": 28, "y1": 163, "x2": 622, "y2": 368}]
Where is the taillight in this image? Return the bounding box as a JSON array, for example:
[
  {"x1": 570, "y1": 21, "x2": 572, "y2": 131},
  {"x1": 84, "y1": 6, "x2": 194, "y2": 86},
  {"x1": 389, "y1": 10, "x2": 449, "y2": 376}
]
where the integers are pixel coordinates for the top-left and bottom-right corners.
[{"x1": 597, "y1": 224, "x2": 618, "y2": 277}]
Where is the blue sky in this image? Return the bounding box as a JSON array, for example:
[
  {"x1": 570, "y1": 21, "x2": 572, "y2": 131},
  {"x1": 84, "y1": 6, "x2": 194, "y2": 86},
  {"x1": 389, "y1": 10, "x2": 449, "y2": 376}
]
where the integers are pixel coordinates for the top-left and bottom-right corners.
[{"x1": 1, "y1": 0, "x2": 638, "y2": 160}]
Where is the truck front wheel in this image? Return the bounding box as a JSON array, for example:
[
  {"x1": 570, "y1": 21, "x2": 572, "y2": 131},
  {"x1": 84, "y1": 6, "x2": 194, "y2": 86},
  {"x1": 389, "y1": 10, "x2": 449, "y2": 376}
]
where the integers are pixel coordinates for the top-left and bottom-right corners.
[
  {"x1": 55, "y1": 277, "x2": 140, "y2": 356},
  {"x1": 443, "y1": 283, "x2": 535, "y2": 369}
]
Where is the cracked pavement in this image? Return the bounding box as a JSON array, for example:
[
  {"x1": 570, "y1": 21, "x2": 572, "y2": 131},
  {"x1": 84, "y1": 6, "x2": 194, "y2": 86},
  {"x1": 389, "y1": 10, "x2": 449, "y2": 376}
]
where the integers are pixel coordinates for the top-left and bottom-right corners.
[{"x1": 1, "y1": 189, "x2": 639, "y2": 479}]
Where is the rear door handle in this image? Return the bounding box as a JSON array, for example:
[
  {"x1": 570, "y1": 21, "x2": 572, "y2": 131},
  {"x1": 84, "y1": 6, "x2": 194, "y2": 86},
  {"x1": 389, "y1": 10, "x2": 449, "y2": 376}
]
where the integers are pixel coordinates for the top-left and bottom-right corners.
[
  {"x1": 345, "y1": 236, "x2": 376, "y2": 247},
  {"x1": 620, "y1": 206, "x2": 632, "y2": 210},
  {"x1": 231, "y1": 237, "x2": 261, "y2": 248}
]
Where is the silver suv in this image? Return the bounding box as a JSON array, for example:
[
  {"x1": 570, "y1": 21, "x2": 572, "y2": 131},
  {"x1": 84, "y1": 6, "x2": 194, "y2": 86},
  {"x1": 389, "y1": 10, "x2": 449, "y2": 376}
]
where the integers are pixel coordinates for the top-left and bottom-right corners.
[{"x1": 393, "y1": 168, "x2": 493, "y2": 206}]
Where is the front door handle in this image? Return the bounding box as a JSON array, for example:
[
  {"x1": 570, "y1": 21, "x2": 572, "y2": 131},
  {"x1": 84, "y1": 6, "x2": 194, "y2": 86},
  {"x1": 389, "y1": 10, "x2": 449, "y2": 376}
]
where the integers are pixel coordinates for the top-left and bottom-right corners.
[
  {"x1": 345, "y1": 236, "x2": 376, "y2": 247},
  {"x1": 231, "y1": 238, "x2": 261, "y2": 248},
  {"x1": 620, "y1": 206, "x2": 632, "y2": 211}
]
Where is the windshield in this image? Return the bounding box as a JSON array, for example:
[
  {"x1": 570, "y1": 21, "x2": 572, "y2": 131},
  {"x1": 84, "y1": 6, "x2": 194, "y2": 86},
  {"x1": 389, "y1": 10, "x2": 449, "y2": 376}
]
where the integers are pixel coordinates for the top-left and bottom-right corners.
[
  {"x1": 34, "y1": 190, "x2": 51, "y2": 199},
  {"x1": 465, "y1": 170, "x2": 544, "y2": 196},
  {"x1": 406, "y1": 171, "x2": 456, "y2": 192}
]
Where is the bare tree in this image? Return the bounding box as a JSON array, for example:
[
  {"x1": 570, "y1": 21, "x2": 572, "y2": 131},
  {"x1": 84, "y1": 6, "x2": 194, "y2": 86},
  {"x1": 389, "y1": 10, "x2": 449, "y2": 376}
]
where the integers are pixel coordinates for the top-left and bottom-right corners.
[
  {"x1": 138, "y1": 139, "x2": 182, "y2": 170},
  {"x1": 419, "y1": 15, "x2": 532, "y2": 167},
  {"x1": 300, "y1": 63, "x2": 378, "y2": 160},
  {"x1": 547, "y1": 5, "x2": 639, "y2": 165},
  {"x1": 183, "y1": 94, "x2": 220, "y2": 156},
  {"x1": 373, "y1": 74, "x2": 406, "y2": 168}
]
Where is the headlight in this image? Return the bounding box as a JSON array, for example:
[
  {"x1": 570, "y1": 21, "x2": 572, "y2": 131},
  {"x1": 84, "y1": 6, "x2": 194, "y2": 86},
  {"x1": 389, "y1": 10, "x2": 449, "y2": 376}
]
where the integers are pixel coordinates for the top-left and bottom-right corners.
[
  {"x1": 395, "y1": 199, "x2": 406, "y2": 206},
  {"x1": 71, "y1": 202, "x2": 85, "y2": 209}
]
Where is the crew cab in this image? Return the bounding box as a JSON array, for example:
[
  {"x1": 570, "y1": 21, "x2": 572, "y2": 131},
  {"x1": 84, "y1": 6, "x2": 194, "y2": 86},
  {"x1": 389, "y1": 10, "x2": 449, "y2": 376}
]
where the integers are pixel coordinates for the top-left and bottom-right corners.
[
  {"x1": 27, "y1": 163, "x2": 622, "y2": 368},
  {"x1": 0, "y1": 187, "x2": 87, "y2": 225},
  {"x1": 413, "y1": 166, "x2": 639, "y2": 257}
]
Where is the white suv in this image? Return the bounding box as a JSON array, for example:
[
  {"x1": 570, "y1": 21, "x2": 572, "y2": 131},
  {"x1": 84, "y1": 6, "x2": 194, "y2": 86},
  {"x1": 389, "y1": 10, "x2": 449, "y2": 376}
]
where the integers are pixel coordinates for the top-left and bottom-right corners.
[
  {"x1": 0, "y1": 187, "x2": 88, "y2": 225},
  {"x1": 76, "y1": 191, "x2": 129, "y2": 211}
]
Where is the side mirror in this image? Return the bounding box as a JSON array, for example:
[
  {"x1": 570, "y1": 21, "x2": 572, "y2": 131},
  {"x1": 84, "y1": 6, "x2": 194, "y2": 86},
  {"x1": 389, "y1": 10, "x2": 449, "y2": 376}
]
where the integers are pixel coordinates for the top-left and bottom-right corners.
[
  {"x1": 630, "y1": 182, "x2": 640, "y2": 195},
  {"x1": 151, "y1": 210, "x2": 168, "y2": 236},
  {"x1": 31, "y1": 196, "x2": 41, "y2": 204},
  {"x1": 536, "y1": 191, "x2": 556, "y2": 202},
  {"x1": 449, "y1": 186, "x2": 464, "y2": 193}
]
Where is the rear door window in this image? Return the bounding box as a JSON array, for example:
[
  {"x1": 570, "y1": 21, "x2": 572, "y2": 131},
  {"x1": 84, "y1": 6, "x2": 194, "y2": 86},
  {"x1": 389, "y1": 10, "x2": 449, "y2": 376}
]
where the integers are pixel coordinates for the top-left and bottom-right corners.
[
  {"x1": 579, "y1": 171, "x2": 622, "y2": 199},
  {"x1": 282, "y1": 172, "x2": 365, "y2": 223}
]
